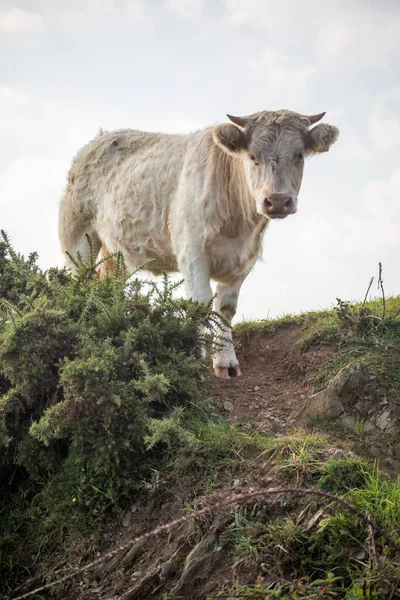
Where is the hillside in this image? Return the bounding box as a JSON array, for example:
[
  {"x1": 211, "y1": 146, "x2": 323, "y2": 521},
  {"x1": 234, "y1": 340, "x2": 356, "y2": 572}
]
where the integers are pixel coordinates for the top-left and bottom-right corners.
[{"x1": 1, "y1": 235, "x2": 400, "y2": 600}]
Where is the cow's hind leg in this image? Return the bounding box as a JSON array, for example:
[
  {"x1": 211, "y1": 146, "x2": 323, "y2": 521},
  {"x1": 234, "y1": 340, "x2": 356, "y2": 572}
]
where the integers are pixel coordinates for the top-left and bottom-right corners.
[
  {"x1": 96, "y1": 245, "x2": 117, "y2": 279},
  {"x1": 213, "y1": 277, "x2": 245, "y2": 379}
]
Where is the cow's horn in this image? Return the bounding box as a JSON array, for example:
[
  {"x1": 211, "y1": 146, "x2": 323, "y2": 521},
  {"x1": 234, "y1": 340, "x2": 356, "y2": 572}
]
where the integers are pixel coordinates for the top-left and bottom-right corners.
[
  {"x1": 227, "y1": 114, "x2": 251, "y2": 128},
  {"x1": 307, "y1": 112, "x2": 326, "y2": 125}
]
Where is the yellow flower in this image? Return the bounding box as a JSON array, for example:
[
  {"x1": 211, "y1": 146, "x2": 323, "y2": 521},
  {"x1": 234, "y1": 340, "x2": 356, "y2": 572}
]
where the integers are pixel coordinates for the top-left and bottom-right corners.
[{"x1": 72, "y1": 497, "x2": 77, "y2": 503}]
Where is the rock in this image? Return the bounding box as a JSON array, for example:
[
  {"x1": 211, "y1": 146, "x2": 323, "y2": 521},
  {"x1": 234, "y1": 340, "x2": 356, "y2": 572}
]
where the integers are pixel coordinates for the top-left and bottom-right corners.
[
  {"x1": 376, "y1": 410, "x2": 394, "y2": 430},
  {"x1": 369, "y1": 446, "x2": 382, "y2": 459},
  {"x1": 291, "y1": 362, "x2": 370, "y2": 424},
  {"x1": 122, "y1": 509, "x2": 132, "y2": 527},
  {"x1": 394, "y1": 443, "x2": 400, "y2": 458},
  {"x1": 330, "y1": 448, "x2": 354, "y2": 460},
  {"x1": 254, "y1": 385, "x2": 260, "y2": 391},
  {"x1": 290, "y1": 388, "x2": 344, "y2": 423},
  {"x1": 384, "y1": 457, "x2": 397, "y2": 469},
  {"x1": 223, "y1": 400, "x2": 234, "y2": 412}
]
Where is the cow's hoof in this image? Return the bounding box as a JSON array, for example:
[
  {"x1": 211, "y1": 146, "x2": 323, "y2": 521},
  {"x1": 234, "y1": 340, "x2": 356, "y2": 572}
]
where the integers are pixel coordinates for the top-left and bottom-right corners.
[
  {"x1": 214, "y1": 365, "x2": 242, "y2": 379},
  {"x1": 231, "y1": 365, "x2": 242, "y2": 377},
  {"x1": 214, "y1": 367, "x2": 231, "y2": 379}
]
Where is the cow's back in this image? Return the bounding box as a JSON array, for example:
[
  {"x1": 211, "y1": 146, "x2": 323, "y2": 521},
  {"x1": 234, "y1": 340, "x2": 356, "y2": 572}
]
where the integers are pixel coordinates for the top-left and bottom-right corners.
[{"x1": 65, "y1": 129, "x2": 186, "y2": 210}]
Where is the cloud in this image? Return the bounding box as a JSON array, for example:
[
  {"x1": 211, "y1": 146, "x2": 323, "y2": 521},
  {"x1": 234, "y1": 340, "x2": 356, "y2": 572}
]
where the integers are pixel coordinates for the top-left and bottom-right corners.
[
  {"x1": 315, "y1": 12, "x2": 400, "y2": 68},
  {"x1": 0, "y1": 158, "x2": 66, "y2": 268},
  {"x1": 369, "y1": 88, "x2": 400, "y2": 152},
  {"x1": 0, "y1": 87, "x2": 104, "y2": 267},
  {"x1": 225, "y1": 0, "x2": 400, "y2": 69},
  {"x1": 49, "y1": 0, "x2": 146, "y2": 24},
  {"x1": 0, "y1": 6, "x2": 46, "y2": 32},
  {"x1": 85, "y1": 0, "x2": 119, "y2": 14},
  {"x1": 85, "y1": 0, "x2": 146, "y2": 18},
  {"x1": 314, "y1": 22, "x2": 356, "y2": 62},
  {"x1": 126, "y1": 0, "x2": 146, "y2": 20},
  {"x1": 297, "y1": 167, "x2": 400, "y2": 261},
  {"x1": 363, "y1": 167, "x2": 400, "y2": 225},
  {"x1": 250, "y1": 48, "x2": 315, "y2": 108},
  {"x1": 148, "y1": 118, "x2": 204, "y2": 133},
  {"x1": 339, "y1": 133, "x2": 371, "y2": 162},
  {"x1": 0, "y1": 87, "x2": 101, "y2": 161},
  {"x1": 225, "y1": 0, "x2": 322, "y2": 30},
  {"x1": 164, "y1": 0, "x2": 203, "y2": 19}
]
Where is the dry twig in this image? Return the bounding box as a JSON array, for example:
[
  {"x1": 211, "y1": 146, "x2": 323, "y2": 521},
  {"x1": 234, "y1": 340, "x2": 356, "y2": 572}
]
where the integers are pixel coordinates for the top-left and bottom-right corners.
[{"x1": 362, "y1": 276, "x2": 374, "y2": 309}]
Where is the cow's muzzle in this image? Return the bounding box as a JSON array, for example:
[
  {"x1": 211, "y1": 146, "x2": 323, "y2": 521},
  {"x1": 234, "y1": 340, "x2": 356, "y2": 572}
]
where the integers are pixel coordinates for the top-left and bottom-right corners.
[{"x1": 263, "y1": 194, "x2": 297, "y2": 219}]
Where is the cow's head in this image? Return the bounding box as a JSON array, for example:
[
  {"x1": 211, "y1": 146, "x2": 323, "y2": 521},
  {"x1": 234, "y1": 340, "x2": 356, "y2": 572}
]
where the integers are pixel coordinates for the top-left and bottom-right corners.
[{"x1": 213, "y1": 110, "x2": 339, "y2": 219}]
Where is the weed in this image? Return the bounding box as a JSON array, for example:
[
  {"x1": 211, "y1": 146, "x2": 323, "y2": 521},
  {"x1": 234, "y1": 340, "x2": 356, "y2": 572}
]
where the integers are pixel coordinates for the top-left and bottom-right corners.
[{"x1": 264, "y1": 431, "x2": 327, "y2": 479}]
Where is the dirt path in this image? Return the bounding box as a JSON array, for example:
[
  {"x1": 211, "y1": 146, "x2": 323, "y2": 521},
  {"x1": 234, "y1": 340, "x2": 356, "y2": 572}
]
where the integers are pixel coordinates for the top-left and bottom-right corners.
[{"x1": 207, "y1": 323, "x2": 319, "y2": 432}]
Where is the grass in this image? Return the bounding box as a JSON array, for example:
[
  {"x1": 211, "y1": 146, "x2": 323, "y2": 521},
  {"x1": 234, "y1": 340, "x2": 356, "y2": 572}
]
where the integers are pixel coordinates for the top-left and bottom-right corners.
[
  {"x1": 299, "y1": 296, "x2": 400, "y2": 395},
  {"x1": 233, "y1": 313, "x2": 299, "y2": 339},
  {"x1": 225, "y1": 438, "x2": 400, "y2": 600}
]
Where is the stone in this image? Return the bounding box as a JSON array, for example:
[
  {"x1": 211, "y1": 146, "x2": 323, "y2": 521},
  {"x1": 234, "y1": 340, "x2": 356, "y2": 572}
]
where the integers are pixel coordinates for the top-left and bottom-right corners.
[
  {"x1": 223, "y1": 400, "x2": 234, "y2": 412},
  {"x1": 290, "y1": 388, "x2": 344, "y2": 423},
  {"x1": 122, "y1": 509, "x2": 132, "y2": 527},
  {"x1": 290, "y1": 362, "x2": 370, "y2": 424},
  {"x1": 376, "y1": 409, "x2": 394, "y2": 430}
]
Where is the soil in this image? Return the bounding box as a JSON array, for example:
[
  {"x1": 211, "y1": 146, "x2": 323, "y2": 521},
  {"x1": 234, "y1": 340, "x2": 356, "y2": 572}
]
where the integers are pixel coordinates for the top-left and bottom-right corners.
[{"x1": 207, "y1": 322, "x2": 337, "y2": 432}]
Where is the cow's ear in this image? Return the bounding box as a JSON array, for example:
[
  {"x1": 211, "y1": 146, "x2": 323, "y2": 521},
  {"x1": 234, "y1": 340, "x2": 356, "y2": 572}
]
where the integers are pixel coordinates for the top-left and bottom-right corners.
[
  {"x1": 305, "y1": 124, "x2": 339, "y2": 155},
  {"x1": 213, "y1": 124, "x2": 248, "y2": 155}
]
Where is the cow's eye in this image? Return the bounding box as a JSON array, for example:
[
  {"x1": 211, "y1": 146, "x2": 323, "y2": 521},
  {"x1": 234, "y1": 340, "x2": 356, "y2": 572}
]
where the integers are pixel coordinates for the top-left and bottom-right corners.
[
  {"x1": 249, "y1": 154, "x2": 259, "y2": 165},
  {"x1": 296, "y1": 153, "x2": 304, "y2": 163}
]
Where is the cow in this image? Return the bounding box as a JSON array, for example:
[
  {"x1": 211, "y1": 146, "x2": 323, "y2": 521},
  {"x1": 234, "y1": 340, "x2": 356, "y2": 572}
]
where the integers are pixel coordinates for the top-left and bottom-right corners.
[{"x1": 59, "y1": 109, "x2": 339, "y2": 378}]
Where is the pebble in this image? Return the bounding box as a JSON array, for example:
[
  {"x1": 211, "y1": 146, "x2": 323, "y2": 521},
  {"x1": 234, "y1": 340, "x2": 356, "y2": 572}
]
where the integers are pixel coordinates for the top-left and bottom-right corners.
[
  {"x1": 223, "y1": 400, "x2": 234, "y2": 412},
  {"x1": 122, "y1": 510, "x2": 131, "y2": 527}
]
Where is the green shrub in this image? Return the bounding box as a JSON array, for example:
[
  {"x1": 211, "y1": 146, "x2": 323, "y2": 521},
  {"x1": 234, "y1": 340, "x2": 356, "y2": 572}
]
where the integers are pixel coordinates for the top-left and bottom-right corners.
[{"x1": 0, "y1": 233, "x2": 216, "y2": 589}]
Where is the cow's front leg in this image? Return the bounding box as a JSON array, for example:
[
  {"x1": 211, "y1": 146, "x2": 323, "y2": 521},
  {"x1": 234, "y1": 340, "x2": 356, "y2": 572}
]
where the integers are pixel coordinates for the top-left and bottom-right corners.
[
  {"x1": 213, "y1": 277, "x2": 245, "y2": 379},
  {"x1": 179, "y1": 253, "x2": 213, "y2": 306},
  {"x1": 178, "y1": 253, "x2": 214, "y2": 361}
]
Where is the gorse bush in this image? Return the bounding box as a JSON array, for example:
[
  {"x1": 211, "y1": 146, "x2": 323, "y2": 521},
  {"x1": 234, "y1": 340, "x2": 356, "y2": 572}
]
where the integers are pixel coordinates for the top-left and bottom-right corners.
[{"x1": 0, "y1": 232, "x2": 216, "y2": 521}]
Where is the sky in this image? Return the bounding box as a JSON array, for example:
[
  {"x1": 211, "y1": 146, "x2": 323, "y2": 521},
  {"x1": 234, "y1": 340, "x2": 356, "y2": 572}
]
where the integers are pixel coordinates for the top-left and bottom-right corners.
[{"x1": 1, "y1": 0, "x2": 399, "y2": 321}]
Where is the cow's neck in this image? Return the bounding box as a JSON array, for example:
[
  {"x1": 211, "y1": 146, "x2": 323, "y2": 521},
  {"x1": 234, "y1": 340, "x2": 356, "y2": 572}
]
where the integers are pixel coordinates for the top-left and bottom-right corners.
[{"x1": 210, "y1": 140, "x2": 265, "y2": 237}]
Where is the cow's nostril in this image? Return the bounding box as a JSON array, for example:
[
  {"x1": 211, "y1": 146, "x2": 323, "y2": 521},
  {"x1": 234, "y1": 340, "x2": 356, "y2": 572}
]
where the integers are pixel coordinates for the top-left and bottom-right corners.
[
  {"x1": 264, "y1": 198, "x2": 273, "y2": 209},
  {"x1": 284, "y1": 197, "x2": 292, "y2": 208}
]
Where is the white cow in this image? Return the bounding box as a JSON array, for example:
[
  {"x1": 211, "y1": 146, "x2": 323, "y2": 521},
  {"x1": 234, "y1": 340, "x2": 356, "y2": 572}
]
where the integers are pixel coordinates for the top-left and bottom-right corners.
[{"x1": 59, "y1": 109, "x2": 339, "y2": 378}]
